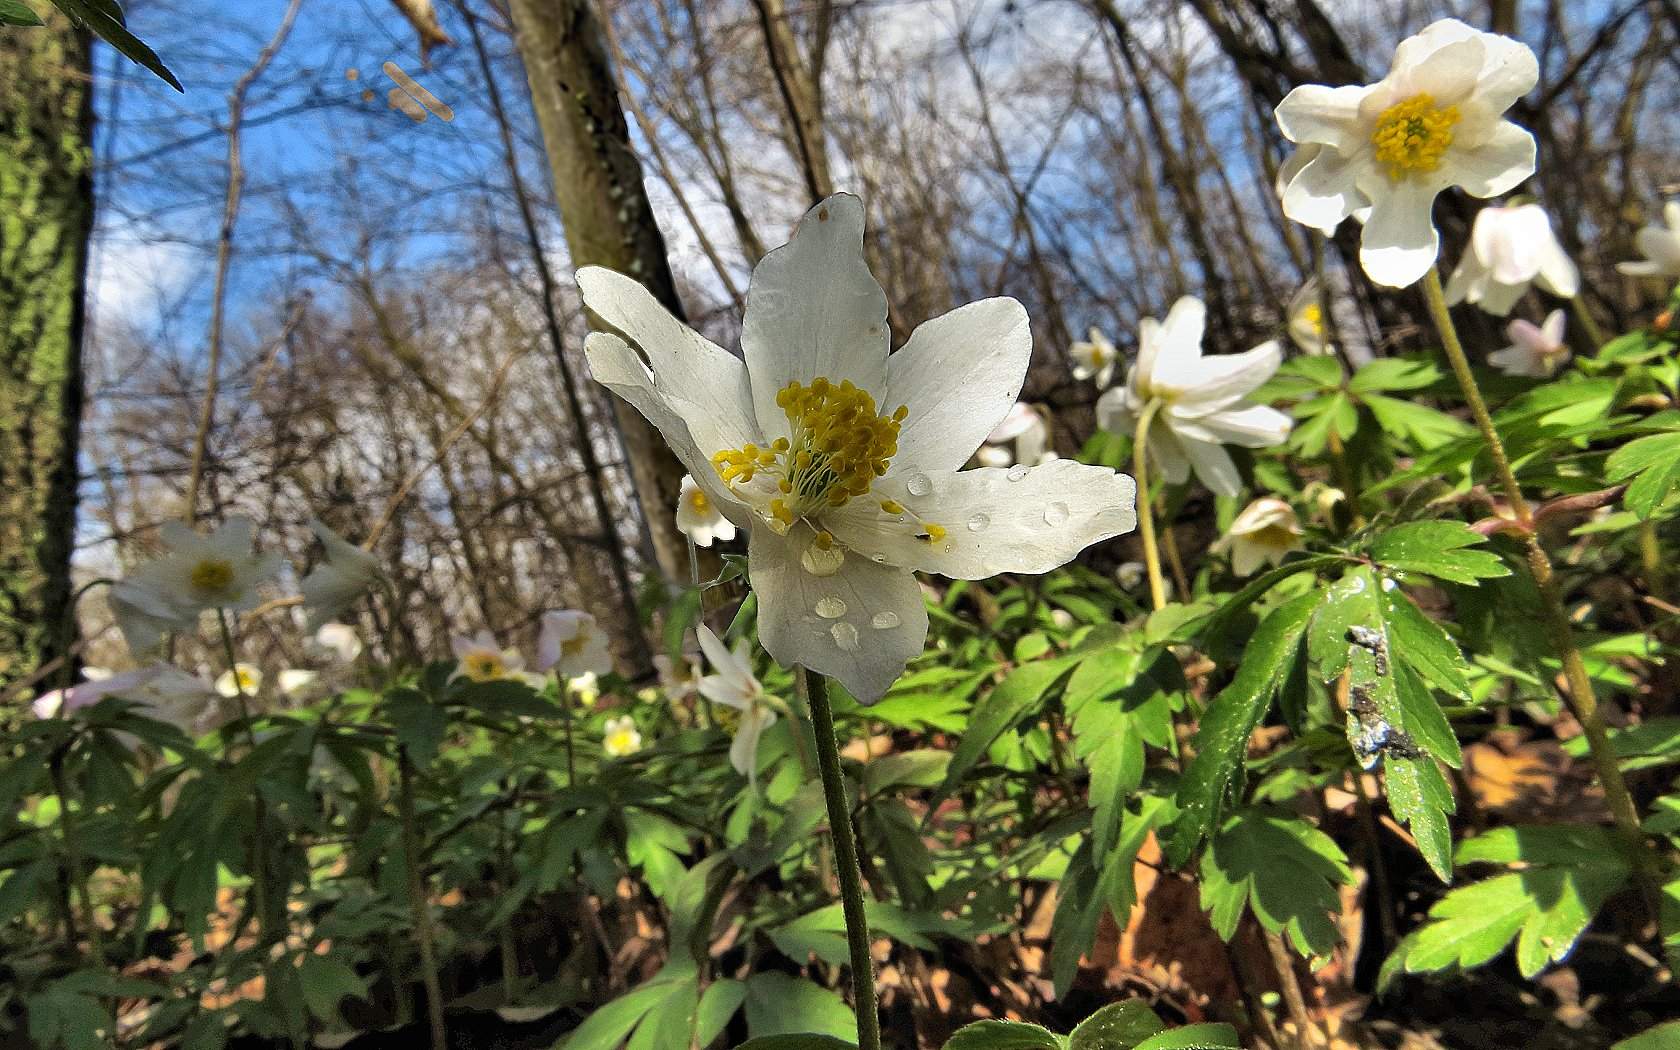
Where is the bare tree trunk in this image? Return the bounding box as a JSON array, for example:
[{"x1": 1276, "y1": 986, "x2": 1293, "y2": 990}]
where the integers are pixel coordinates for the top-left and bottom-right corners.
[
  {"x1": 504, "y1": 0, "x2": 698, "y2": 590},
  {"x1": 752, "y1": 0, "x2": 834, "y2": 203}
]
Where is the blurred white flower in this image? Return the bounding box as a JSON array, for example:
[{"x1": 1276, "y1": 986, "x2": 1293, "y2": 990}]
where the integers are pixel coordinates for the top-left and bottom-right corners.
[
  {"x1": 1443, "y1": 204, "x2": 1579, "y2": 316},
  {"x1": 299, "y1": 519, "x2": 382, "y2": 629},
  {"x1": 311, "y1": 622, "x2": 364, "y2": 665},
  {"x1": 695, "y1": 625, "x2": 779, "y2": 782},
  {"x1": 1488, "y1": 309, "x2": 1569, "y2": 378},
  {"x1": 215, "y1": 663, "x2": 263, "y2": 698},
  {"x1": 567, "y1": 671, "x2": 601, "y2": 707},
  {"x1": 976, "y1": 401, "x2": 1056, "y2": 469},
  {"x1": 1211, "y1": 498, "x2": 1303, "y2": 577},
  {"x1": 1070, "y1": 327, "x2": 1118, "y2": 387},
  {"x1": 675, "y1": 474, "x2": 736, "y2": 548},
  {"x1": 1275, "y1": 19, "x2": 1538, "y2": 287},
  {"x1": 1096, "y1": 296, "x2": 1292, "y2": 497},
  {"x1": 277, "y1": 669, "x2": 322, "y2": 700},
  {"x1": 1286, "y1": 278, "x2": 1334, "y2": 356},
  {"x1": 451, "y1": 630, "x2": 523, "y2": 682},
  {"x1": 602, "y1": 715, "x2": 642, "y2": 757},
  {"x1": 35, "y1": 663, "x2": 221, "y2": 742},
  {"x1": 536, "y1": 610, "x2": 614, "y2": 678},
  {"x1": 1616, "y1": 201, "x2": 1680, "y2": 279},
  {"x1": 578, "y1": 193, "x2": 1135, "y2": 702},
  {"x1": 654, "y1": 649, "x2": 700, "y2": 704},
  {"x1": 1115, "y1": 561, "x2": 1147, "y2": 590},
  {"x1": 110, "y1": 517, "x2": 282, "y2": 652}
]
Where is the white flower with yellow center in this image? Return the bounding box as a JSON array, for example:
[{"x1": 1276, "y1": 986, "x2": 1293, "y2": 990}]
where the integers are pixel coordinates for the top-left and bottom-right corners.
[
  {"x1": 1070, "y1": 328, "x2": 1118, "y2": 387},
  {"x1": 1616, "y1": 201, "x2": 1680, "y2": 279},
  {"x1": 675, "y1": 474, "x2": 736, "y2": 547},
  {"x1": 299, "y1": 518, "x2": 383, "y2": 629},
  {"x1": 1211, "y1": 498, "x2": 1304, "y2": 577},
  {"x1": 1443, "y1": 203, "x2": 1578, "y2": 316},
  {"x1": 976, "y1": 401, "x2": 1056, "y2": 469},
  {"x1": 215, "y1": 663, "x2": 263, "y2": 698},
  {"x1": 1275, "y1": 19, "x2": 1538, "y2": 288},
  {"x1": 578, "y1": 194, "x2": 1136, "y2": 701},
  {"x1": 35, "y1": 664, "x2": 222, "y2": 742},
  {"x1": 278, "y1": 669, "x2": 322, "y2": 700},
  {"x1": 568, "y1": 671, "x2": 601, "y2": 707},
  {"x1": 110, "y1": 516, "x2": 282, "y2": 652},
  {"x1": 1286, "y1": 278, "x2": 1334, "y2": 356},
  {"x1": 451, "y1": 630, "x2": 523, "y2": 682},
  {"x1": 1096, "y1": 296, "x2": 1292, "y2": 498},
  {"x1": 1488, "y1": 309, "x2": 1569, "y2": 378},
  {"x1": 602, "y1": 715, "x2": 642, "y2": 758},
  {"x1": 311, "y1": 622, "x2": 363, "y2": 665},
  {"x1": 695, "y1": 625, "x2": 782, "y2": 781},
  {"x1": 536, "y1": 609, "x2": 614, "y2": 679}
]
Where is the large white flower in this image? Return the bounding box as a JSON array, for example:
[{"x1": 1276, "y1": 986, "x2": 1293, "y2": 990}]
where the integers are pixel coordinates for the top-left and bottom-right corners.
[
  {"x1": 1616, "y1": 201, "x2": 1680, "y2": 279},
  {"x1": 1443, "y1": 203, "x2": 1579, "y2": 316},
  {"x1": 1096, "y1": 296, "x2": 1291, "y2": 498},
  {"x1": 535, "y1": 610, "x2": 614, "y2": 678},
  {"x1": 695, "y1": 625, "x2": 780, "y2": 781},
  {"x1": 110, "y1": 517, "x2": 282, "y2": 651},
  {"x1": 1070, "y1": 327, "x2": 1118, "y2": 387},
  {"x1": 577, "y1": 194, "x2": 1136, "y2": 701},
  {"x1": 675, "y1": 474, "x2": 736, "y2": 548},
  {"x1": 451, "y1": 630, "x2": 523, "y2": 682},
  {"x1": 1211, "y1": 498, "x2": 1303, "y2": 577},
  {"x1": 1488, "y1": 308, "x2": 1569, "y2": 378},
  {"x1": 976, "y1": 401, "x2": 1055, "y2": 469},
  {"x1": 1286, "y1": 278, "x2": 1334, "y2": 356},
  {"x1": 1275, "y1": 19, "x2": 1539, "y2": 288},
  {"x1": 299, "y1": 519, "x2": 382, "y2": 629}
]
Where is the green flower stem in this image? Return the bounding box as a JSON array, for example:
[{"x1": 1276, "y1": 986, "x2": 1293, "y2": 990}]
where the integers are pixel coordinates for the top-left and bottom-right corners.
[
  {"x1": 216, "y1": 608, "x2": 276, "y2": 943},
  {"x1": 47, "y1": 746, "x2": 103, "y2": 966},
  {"x1": 398, "y1": 748, "x2": 449, "y2": 1050},
  {"x1": 796, "y1": 666, "x2": 882, "y2": 1050},
  {"x1": 1421, "y1": 267, "x2": 1650, "y2": 871},
  {"x1": 1571, "y1": 295, "x2": 1608, "y2": 351},
  {"x1": 1132, "y1": 398, "x2": 1169, "y2": 612}
]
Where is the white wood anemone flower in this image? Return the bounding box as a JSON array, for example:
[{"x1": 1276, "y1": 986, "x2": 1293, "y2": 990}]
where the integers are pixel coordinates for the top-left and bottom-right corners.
[
  {"x1": 1616, "y1": 201, "x2": 1680, "y2": 279},
  {"x1": 577, "y1": 193, "x2": 1137, "y2": 702},
  {"x1": 35, "y1": 664, "x2": 223, "y2": 744},
  {"x1": 1286, "y1": 278, "x2": 1334, "y2": 356},
  {"x1": 976, "y1": 401, "x2": 1055, "y2": 469},
  {"x1": 1211, "y1": 498, "x2": 1304, "y2": 577},
  {"x1": 602, "y1": 715, "x2": 643, "y2": 758},
  {"x1": 695, "y1": 625, "x2": 782, "y2": 781},
  {"x1": 1443, "y1": 203, "x2": 1578, "y2": 316},
  {"x1": 299, "y1": 518, "x2": 383, "y2": 630},
  {"x1": 675, "y1": 474, "x2": 737, "y2": 548},
  {"x1": 1070, "y1": 327, "x2": 1118, "y2": 387},
  {"x1": 215, "y1": 662, "x2": 263, "y2": 698},
  {"x1": 1095, "y1": 296, "x2": 1292, "y2": 498},
  {"x1": 536, "y1": 609, "x2": 614, "y2": 679},
  {"x1": 310, "y1": 622, "x2": 364, "y2": 665},
  {"x1": 451, "y1": 630, "x2": 524, "y2": 682},
  {"x1": 110, "y1": 516, "x2": 283, "y2": 652},
  {"x1": 1275, "y1": 19, "x2": 1539, "y2": 288},
  {"x1": 1489, "y1": 308, "x2": 1569, "y2": 378}
]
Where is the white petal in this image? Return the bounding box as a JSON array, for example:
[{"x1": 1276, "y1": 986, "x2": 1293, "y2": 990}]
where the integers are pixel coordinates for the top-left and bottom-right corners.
[
  {"x1": 1159, "y1": 340, "x2": 1282, "y2": 411},
  {"x1": 1393, "y1": 36, "x2": 1486, "y2": 106},
  {"x1": 741, "y1": 194, "x2": 889, "y2": 435},
  {"x1": 1359, "y1": 180, "x2": 1442, "y2": 288},
  {"x1": 696, "y1": 624, "x2": 755, "y2": 697},
  {"x1": 1442, "y1": 253, "x2": 1483, "y2": 305},
  {"x1": 1131, "y1": 316, "x2": 1165, "y2": 390},
  {"x1": 1169, "y1": 403, "x2": 1293, "y2": 449},
  {"x1": 1535, "y1": 241, "x2": 1579, "y2": 298},
  {"x1": 825, "y1": 461, "x2": 1136, "y2": 580},
  {"x1": 1390, "y1": 19, "x2": 1480, "y2": 77},
  {"x1": 1155, "y1": 296, "x2": 1207, "y2": 372},
  {"x1": 1095, "y1": 386, "x2": 1136, "y2": 436},
  {"x1": 885, "y1": 297, "x2": 1032, "y2": 473},
  {"x1": 1633, "y1": 226, "x2": 1680, "y2": 274},
  {"x1": 1148, "y1": 423, "x2": 1193, "y2": 486},
  {"x1": 1179, "y1": 438, "x2": 1243, "y2": 497},
  {"x1": 730, "y1": 706, "x2": 776, "y2": 780},
  {"x1": 1448, "y1": 121, "x2": 1536, "y2": 199},
  {"x1": 748, "y1": 524, "x2": 927, "y2": 704},
  {"x1": 697, "y1": 675, "x2": 749, "y2": 711},
  {"x1": 1274, "y1": 84, "x2": 1369, "y2": 150},
  {"x1": 1471, "y1": 32, "x2": 1540, "y2": 114},
  {"x1": 1281, "y1": 145, "x2": 1371, "y2": 234}
]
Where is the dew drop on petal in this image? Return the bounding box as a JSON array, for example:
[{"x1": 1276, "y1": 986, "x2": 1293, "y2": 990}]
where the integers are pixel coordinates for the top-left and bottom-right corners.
[
  {"x1": 869, "y1": 552, "x2": 887, "y2": 564},
  {"x1": 831, "y1": 622, "x2": 860, "y2": 651},
  {"x1": 905, "y1": 472, "x2": 933, "y2": 497},
  {"x1": 871, "y1": 611, "x2": 900, "y2": 630},
  {"x1": 965, "y1": 512, "x2": 989, "y2": 532},
  {"x1": 1043, "y1": 501, "x2": 1070, "y2": 526},
  {"x1": 1006, "y1": 465, "x2": 1029, "y2": 482},
  {"x1": 815, "y1": 596, "x2": 847, "y2": 619},
  {"x1": 801, "y1": 539, "x2": 845, "y2": 577}
]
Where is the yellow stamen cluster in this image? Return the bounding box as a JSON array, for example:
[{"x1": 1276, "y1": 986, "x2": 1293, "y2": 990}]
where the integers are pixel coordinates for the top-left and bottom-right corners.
[
  {"x1": 465, "y1": 654, "x2": 503, "y2": 681},
  {"x1": 1371, "y1": 94, "x2": 1459, "y2": 180},
  {"x1": 712, "y1": 377, "x2": 907, "y2": 524},
  {"x1": 190, "y1": 559, "x2": 235, "y2": 592},
  {"x1": 1299, "y1": 303, "x2": 1324, "y2": 333},
  {"x1": 690, "y1": 488, "x2": 711, "y2": 513}
]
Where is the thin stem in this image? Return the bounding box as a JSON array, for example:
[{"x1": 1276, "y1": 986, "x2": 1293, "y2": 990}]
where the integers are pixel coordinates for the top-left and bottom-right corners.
[
  {"x1": 398, "y1": 748, "x2": 448, "y2": 1050},
  {"x1": 216, "y1": 608, "x2": 275, "y2": 943},
  {"x1": 1131, "y1": 398, "x2": 1169, "y2": 611},
  {"x1": 1571, "y1": 295, "x2": 1608, "y2": 351},
  {"x1": 796, "y1": 667, "x2": 881, "y2": 1050},
  {"x1": 558, "y1": 680, "x2": 577, "y2": 788},
  {"x1": 48, "y1": 748, "x2": 103, "y2": 965},
  {"x1": 1421, "y1": 267, "x2": 1651, "y2": 873}
]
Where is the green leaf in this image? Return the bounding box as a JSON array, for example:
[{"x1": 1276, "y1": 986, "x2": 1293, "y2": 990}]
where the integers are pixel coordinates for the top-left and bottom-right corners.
[
  {"x1": 0, "y1": 0, "x2": 44, "y2": 25},
  {"x1": 296, "y1": 955, "x2": 367, "y2": 1023},
  {"x1": 939, "y1": 657, "x2": 1077, "y2": 792},
  {"x1": 1608, "y1": 431, "x2": 1680, "y2": 518},
  {"x1": 1066, "y1": 644, "x2": 1179, "y2": 855},
  {"x1": 1614, "y1": 1022, "x2": 1680, "y2": 1050},
  {"x1": 1380, "y1": 587, "x2": 1471, "y2": 700},
  {"x1": 1349, "y1": 357, "x2": 1443, "y2": 393},
  {"x1": 731, "y1": 1037, "x2": 857, "y2": 1050},
  {"x1": 1198, "y1": 810, "x2": 1353, "y2": 959},
  {"x1": 944, "y1": 1019, "x2": 1062, "y2": 1049},
  {"x1": 696, "y1": 980, "x2": 747, "y2": 1048},
  {"x1": 51, "y1": 0, "x2": 182, "y2": 90},
  {"x1": 1384, "y1": 754, "x2": 1455, "y2": 881},
  {"x1": 1131, "y1": 1024, "x2": 1240, "y2": 1050},
  {"x1": 742, "y1": 973, "x2": 857, "y2": 1043},
  {"x1": 1367, "y1": 521, "x2": 1509, "y2": 584},
  {"x1": 564, "y1": 979, "x2": 686, "y2": 1050},
  {"x1": 1166, "y1": 589, "x2": 1320, "y2": 866},
  {"x1": 1364, "y1": 394, "x2": 1473, "y2": 450},
  {"x1": 1067, "y1": 999, "x2": 1167, "y2": 1049},
  {"x1": 627, "y1": 979, "x2": 701, "y2": 1050},
  {"x1": 862, "y1": 749, "x2": 950, "y2": 795},
  {"x1": 384, "y1": 688, "x2": 446, "y2": 768}
]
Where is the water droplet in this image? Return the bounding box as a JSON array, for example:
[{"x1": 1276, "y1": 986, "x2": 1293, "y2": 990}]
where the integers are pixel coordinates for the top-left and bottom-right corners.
[
  {"x1": 905, "y1": 472, "x2": 933, "y2": 496},
  {"x1": 869, "y1": 552, "x2": 887, "y2": 564},
  {"x1": 831, "y1": 622, "x2": 860, "y2": 651},
  {"x1": 1007, "y1": 465, "x2": 1029, "y2": 482},
  {"x1": 1043, "y1": 501, "x2": 1070, "y2": 525},
  {"x1": 966, "y1": 512, "x2": 990, "y2": 532},
  {"x1": 815, "y1": 596, "x2": 847, "y2": 619},
  {"x1": 871, "y1": 611, "x2": 900, "y2": 630},
  {"x1": 801, "y1": 539, "x2": 845, "y2": 577}
]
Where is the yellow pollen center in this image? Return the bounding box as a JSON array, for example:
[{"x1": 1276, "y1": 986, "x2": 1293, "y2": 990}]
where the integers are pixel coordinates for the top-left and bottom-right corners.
[
  {"x1": 690, "y1": 488, "x2": 711, "y2": 513},
  {"x1": 1250, "y1": 524, "x2": 1299, "y2": 549},
  {"x1": 1299, "y1": 303, "x2": 1324, "y2": 332},
  {"x1": 466, "y1": 654, "x2": 503, "y2": 680},
  {"x1": 1371, "y1": 94, "x2": 1460, "y2": 180},
  {"x1": 190, "y1": 559, "x2": 235, "y2": 592},
  {"x1": 711, "y1": 377, "x2": 906, "y2": 526}
]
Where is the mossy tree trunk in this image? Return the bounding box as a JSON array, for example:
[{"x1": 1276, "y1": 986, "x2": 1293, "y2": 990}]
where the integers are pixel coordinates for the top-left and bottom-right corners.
[{"x1": 0, "y1": 12, "x2": 94, "y2": 690}]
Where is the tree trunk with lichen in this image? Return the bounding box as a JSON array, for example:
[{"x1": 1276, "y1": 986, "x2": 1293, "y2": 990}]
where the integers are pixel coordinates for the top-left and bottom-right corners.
[
  {"x1": 505, "y1": 0, "x2": 699, "y2": 589},
  {"x1": 0, "y1": 13, "x2": 93, "y2": 690}
]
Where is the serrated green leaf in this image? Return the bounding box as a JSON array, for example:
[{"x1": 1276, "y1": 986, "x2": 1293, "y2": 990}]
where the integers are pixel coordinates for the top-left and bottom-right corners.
[
  {"x1": 383, "y1": 688, "x2": 446, "y2": 768},
  {"x1": 1384, "y1": 755, "x2": 1456, "y2": 881},
  {"x1": 1131, "y1": 1023, "x2": 1240, "y2": 1050},
  {"x1": 1368, "y1": 521, "x2": 1509, "y2": 584},
  {"x1": 1066, "y1": 645, "x2": 1179, "y2": 856},
  {"x1": 944, "y1": 1019, "x2": 1062, "y2": 1050},
  {"x1": 1364, "y1": 394, "x2": 1473, "y2": 450},
  {"x1": 939, "y1": 657, "x2": 1078, "y2": 793},
  {"x1": 1608, "y1": 431, "x2": 1680, "y2": 517},
  {"x1": 1067, "y1": 999, "x2": 1166, "y2": 1049},
  {"x1": 1198, "y1": 810, "x2": 1352, "y2": 958},
  {"x1": 1380, "y1": 587, "x2": 1470, "y2": 700}
]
